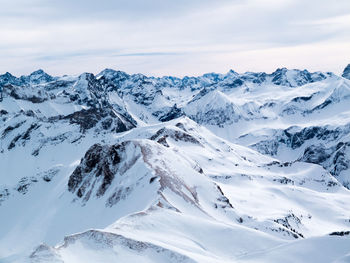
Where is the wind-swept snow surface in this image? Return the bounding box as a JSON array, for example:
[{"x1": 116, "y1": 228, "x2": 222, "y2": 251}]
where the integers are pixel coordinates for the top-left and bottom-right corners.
[{"x1": 1, "y1": 66, "x2": 350, "y2": 262}]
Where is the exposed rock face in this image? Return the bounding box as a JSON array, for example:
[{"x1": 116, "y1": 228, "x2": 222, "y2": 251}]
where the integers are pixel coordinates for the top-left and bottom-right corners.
[
  {"x1": 68, "y1": 143, "x2": 125, "y2": 199},
  {"x1": 270, "y1": 68, "x2": 327, "y2": 87},
  {"x1": 0, "y1": 72, "x2": 21, "y2": 86},
  {"x1": 20, "y1": 69, "x2": 55, "y2": 85},
  {"x1": 150, "y1": 127, "x2": 201, "y2": 147},
  {"x1": 63, "y1": 107, "x2": 135, "y2": 133},
  {"x1": 342, "y1": 64, "x2": 350, "y2": 80},
  {"x1": 252, "y1": 124, "x2": 350, "y2": 187},
  {"x1": 5, "y1": 84, "x2": 51, "y2": 103},
  {"x1": 301, "y1": 145, "x2": 331, "y2": 164},
  {"x1": 158, "y1": 104, "x2": 183, "y2": 122},
  {"x1": 0, "y1": 69, "x2": 55, "y2": 87}
]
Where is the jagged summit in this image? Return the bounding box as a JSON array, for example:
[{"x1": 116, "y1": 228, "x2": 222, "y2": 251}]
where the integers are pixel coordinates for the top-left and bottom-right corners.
[
  {"x1": 0, "y1": 66, "x2": 334, "y2": 89},
  {"x1": 21, "y1": 69, "x2": 55, "y2": 85},
  {"x1": 30, "y1": 69, "x2": 46, "y2": 75},
  {"x1": 0, "y1": 69, "x2": 55, "y2": 86},
  {"x1": 0, "y1": 72, "x2": 19, "y2": 86},
  {"x1": 97, "y1": 68, "x2": 130, "y2": 81},
  {"x1": 268, "y1": 67, "x2": 327, "y2": 87},
  {"x1": 342, "y1": 64, "x2": 350, "y2": 80}
]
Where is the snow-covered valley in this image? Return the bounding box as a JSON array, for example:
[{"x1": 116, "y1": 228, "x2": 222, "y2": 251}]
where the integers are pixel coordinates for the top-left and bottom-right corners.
[{"x1": 1, "y1": 66, "x2": 350, "y2": 262}]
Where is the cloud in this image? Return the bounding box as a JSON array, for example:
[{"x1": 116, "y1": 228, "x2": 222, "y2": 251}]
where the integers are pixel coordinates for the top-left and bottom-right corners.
[{"x1": 0, "y1": 0, "x2": 349, "y2": 76}]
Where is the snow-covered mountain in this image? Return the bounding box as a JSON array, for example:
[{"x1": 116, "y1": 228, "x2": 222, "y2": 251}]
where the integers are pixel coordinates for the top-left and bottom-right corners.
[{"x1": 1, "y1": 65, "x2": 350, "y2": 263}]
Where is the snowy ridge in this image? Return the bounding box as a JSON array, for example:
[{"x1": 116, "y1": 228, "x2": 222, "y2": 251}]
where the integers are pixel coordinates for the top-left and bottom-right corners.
[{"x1": 1, "y1": 66, "x2": 350, "y2": 262}]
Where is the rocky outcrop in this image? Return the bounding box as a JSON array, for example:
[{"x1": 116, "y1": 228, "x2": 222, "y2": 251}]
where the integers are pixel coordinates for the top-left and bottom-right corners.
[
  {"x1": 63, "y1": 107, "x2": 135, "y2": 133},
  {"x1": 252, "y1": 125, "x2": 350, "y2": 187},
  {"x1": 270, "y1": 68, "x2": 327, "y2": 87},
  {"x1": 68, "y1": 143, "x2": 125, "y2": 199},
  {"x1": 342, "y1": 64, "x2": 350, "y2": 80}
]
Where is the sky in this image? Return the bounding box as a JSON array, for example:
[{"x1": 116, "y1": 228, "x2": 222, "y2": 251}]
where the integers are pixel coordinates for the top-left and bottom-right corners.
[{"x1": 0, "y1": 0, "x2": 350, "y2": 77}]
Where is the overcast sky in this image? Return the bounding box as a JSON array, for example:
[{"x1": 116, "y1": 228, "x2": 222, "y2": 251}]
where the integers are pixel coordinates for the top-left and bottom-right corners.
[{"x1": 1, "y1": 0, "x2": 350, "y2": 77}]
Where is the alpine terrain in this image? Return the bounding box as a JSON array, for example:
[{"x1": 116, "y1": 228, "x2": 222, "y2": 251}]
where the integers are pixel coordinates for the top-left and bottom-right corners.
[{"x1": 1, "y1": 65, "x2": 350, "y2": 263}]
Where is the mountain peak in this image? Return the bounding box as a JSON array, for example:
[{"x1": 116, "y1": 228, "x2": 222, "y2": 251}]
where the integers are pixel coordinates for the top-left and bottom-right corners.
[
  {"x1": 30, "y1": 69, "x2": 46, "y2": 75},
  {"x1": 20, "y1": 69, "x2": 54, "y2": 85},
  {"x1": 2, "y1": 72, "x2": 15, "y2": 77},
  {"x1": 97, "y1": 68, "x2": 129, "y2": 81},
  {"x1": 227, "y1": 69, "x2": 239, "y2": 76},
  {"x1": 78, "y1": 72, "x2": 95, "y2": 79},
  {"x1": 98, "y1": 68, "x2": 117, "y2": 75},
  {"x1": 273, "y1": 67, "x2": 288, "y2": 73},
  {"x1": 342, "y1": 64, "x2": 350, "y2": 80},
  {"x1": 0, "y1": 72, "x2": 20, "y2": 86},
  {"x1": 269, "y1": 67, "x2": 327, "y2": 87}
]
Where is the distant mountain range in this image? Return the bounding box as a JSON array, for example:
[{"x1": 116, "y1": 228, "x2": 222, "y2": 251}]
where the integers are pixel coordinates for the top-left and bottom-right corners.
[{"x1": 1, "y1": 65, "x2": 350, "y2": 263}]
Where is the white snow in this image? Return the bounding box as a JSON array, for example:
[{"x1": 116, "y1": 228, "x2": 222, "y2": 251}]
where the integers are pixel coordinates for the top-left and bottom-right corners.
[{"x1": 1, "y1": 68, "x2": 350, "y2": 263}]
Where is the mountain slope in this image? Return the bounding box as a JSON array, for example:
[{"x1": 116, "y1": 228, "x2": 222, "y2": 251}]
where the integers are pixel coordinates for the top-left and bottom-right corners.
[{"x1": 1, "y1": 66, "x2": 350, "y2": 262}]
